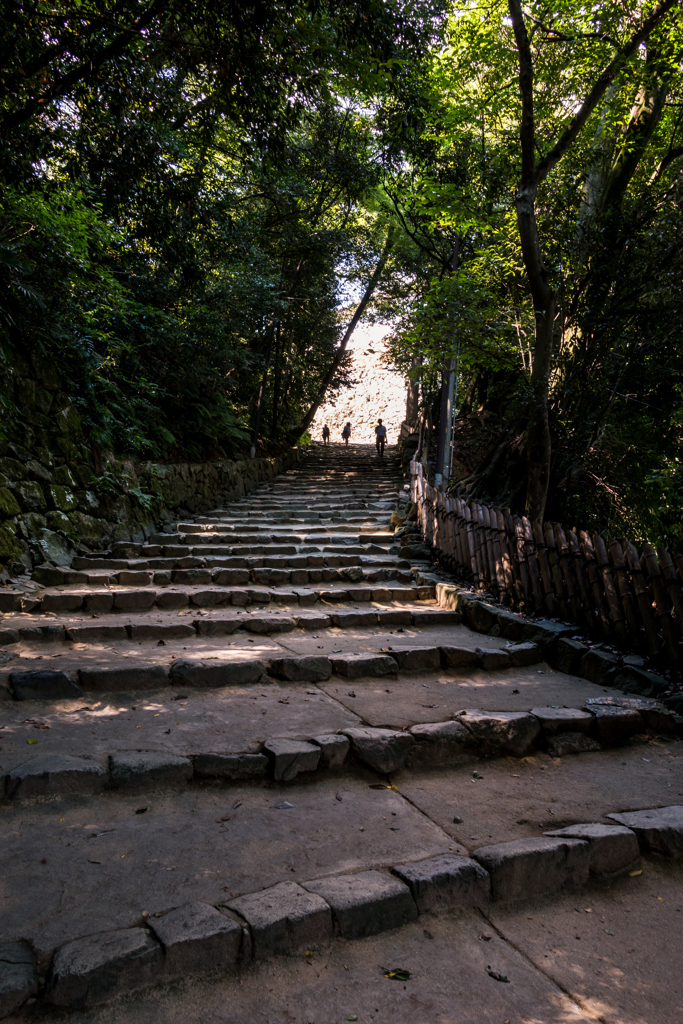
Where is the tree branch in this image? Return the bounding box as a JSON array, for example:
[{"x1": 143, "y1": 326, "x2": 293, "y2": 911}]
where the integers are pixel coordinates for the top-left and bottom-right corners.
[{"x1": 535, "y1": 0, "x2": 681, "y2": 184}]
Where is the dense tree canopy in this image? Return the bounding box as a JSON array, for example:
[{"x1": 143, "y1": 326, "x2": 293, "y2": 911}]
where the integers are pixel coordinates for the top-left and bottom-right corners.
[{"x1": 2, "y1": 0, "x2": 683, "y2": 542}]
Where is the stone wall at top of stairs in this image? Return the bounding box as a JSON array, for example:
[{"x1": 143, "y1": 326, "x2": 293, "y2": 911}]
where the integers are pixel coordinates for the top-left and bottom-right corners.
[{"x1": 0, "y1": 340, "x2": 300, "y2": 578}]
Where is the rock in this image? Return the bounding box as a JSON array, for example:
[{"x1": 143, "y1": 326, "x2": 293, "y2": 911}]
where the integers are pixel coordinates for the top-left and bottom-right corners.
[
  {"x1": 0, "y1": 941, "x2": 37, "y2": 1018},
  {"x1": 6, "y1": 754, "x2": 107, "y2": 799},
  {"x1": 311, "y1": 734, "x2": 350, "y2": 769},
  {"x1": 520, "y1": 620, "x2": 575, "y2": 657},
  {"x1": 392, "y1": 854, "x2": 490, "y2": 912},
  {"x1": 475, "y1": 648, "x2": 511, "y2": 670},
  {"x1": 31, "y1": 564, "x2": 67, "y2": 586},
  {"x1": 330, "y1": 654, "x2": 398, "y2": 678},
  {"x1": 377, "y1": 610, "x2": 412, "y2": 626},
  {"x1": 171, "y1": 569, "x2": 211, "y2": 584},
  {"x1": 343, "y1": 727, "x2": 415, "y2": 774},
  {"x1": 18, "y1": 625, "x2": 65, "y2": 643},
  {"x1": 607, "y1": 805, "x2": 683, "y2": 857},
  {"x1": 495, "y1": 610, "x2": 526, "y2": 642},
  {"x1": 464, "y1": 600, "x2": 498, "y2": 634},
  {"x1": 169, "y1": 659, "x2": 266, "y2": 688},
  {"x1": 0, "y1": 628, "x2": 19, "y2": 646},
  {"x1": 36, "y1": 528, "x2": 73, "y2": 566},
  {"x1": 227, "y1": 882, "x2": 332, "y2": 959},
  {"x1": 268, "y1": 656, "x2": 331, "y2": 682},
  {"x1": 192, "y1": 753, "x2": 268, "y2": 779},
  {"x1": 9, "y1": 670, "x2": 82, "y2": 701},
  {"x1": 263, "y1": 739, "x2": 321, "y2": 781},
  {"x1": 148, "y1": 902, "x2": 241, "y2": 975},
  {"x1": 40, "y1": 593, "x2": 83, "y2": 612},
  {"x1": 474, "y1": 837, "x2": 590, "y2": 902},
  {"x1": 615, "y1": 666, "x2": 669, "y2": 698},
  {"x1": 194, "y1": 617, "x2": 241, "y2": 636},
  {"x1": 584, "y1": 696, "x2": 676, "y2": 734},
  {"x1": 46, "y1": 928, "x2": 163, "y2": 1008},
  {"x1": 129, "y1": 623, "x2": 196, "y2": 641},
  {"x1": 457, "y1": 710, "x2": 540, "y2": 756},
  {"x1": 411, "y1": 610, "x2": 461, "y2": 626},
  {"x1": 0, "y1": 592, "x2": 22, "y2": 613},
  {"x1": 303, "y1": 870, "x2": 417, "y2": 939},
  {"x1": 83, "y1": 593, "x2": 114, "y2": 613},
  {"x1": 583, "y1": 705, "x2": 644, "y2": 745},
  {"x1": 546, "y1": 732, "x2": 602, "y2": 757},
  {"x1": 439, "y1": 646, "x2": 479, "y2": 670},
  {"x1": 554, "y1": 638, "x2": 588, "y2": 675},
  {"x1": 296, "y1": 613, "x2": 332, "y2": 630},
  {"x1": 531, "y1": 707, "x2": 593, "y2": 734},
  {"x1": 544, "y1": 824, "x2": 639, "y2": 876},
  {"x1": 211, "y1": 569, "x2": 250, "y2": 585},
  {"x1": 117, "y1": 570, "x2": 153, "y2": 586},
  {"x1": 331, "y1": 611, "x2": 376, "y2": 628},
  {"x1": 113, "y1": 590, "x2": 157, "y2": 611},
  {"x1": 79, "y1": 665, "x2": 169, "y2": 691},
  {"x1": 155, "y1": 591, "x2": 189, "y2": 609},
  {"x1": 244, "y1": 616, "x2": 296, "y2": 635},
  {"x1": 389, "y1": 647, "x2": 441, "y2": 672},
  {"x1": 65, "y1": 625, "x2": 128, "y2": 643},
  {"x1": 578, "y1": 648, "x2": 619, "y2": 685},
  {"x1": 406, "y1": 720, "x2": 472, "y2": 767},
  {"x1": 109, "y1": 752, "x2": 193, "y2": 790},
  {"x1": 507, "y1": 642, "x2": 541, "y2": 667}
]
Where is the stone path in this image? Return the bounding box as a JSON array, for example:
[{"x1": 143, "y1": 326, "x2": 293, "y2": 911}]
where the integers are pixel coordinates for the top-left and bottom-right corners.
[{"x1": 0, "y1": 442, "x2": 682, "y2": 1021}]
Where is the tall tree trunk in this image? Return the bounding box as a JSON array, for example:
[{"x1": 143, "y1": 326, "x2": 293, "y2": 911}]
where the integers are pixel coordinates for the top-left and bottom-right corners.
[
  {"x1": 250, "y1": 324, "x2": 274, "y2": 454},
  {"x1": 270, "y1": 321, "x2": 282, "y2": 438},
  {"x1": 291, "y1": 228, "x2": 394, "y2": 440},
  {"x1": 507, "y1": 0, "x2": 677, "y2": 518}
]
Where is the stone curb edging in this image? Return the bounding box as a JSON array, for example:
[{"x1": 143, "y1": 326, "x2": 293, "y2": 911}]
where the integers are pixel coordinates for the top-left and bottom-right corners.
[
  {"x1": 2, "y1": 690, "x2": 678, "y2": 801},
  {"x1": 435, "y1": 582, "x2": 679, "y2": 706},
  {"x1": 3, "y1": 806, "x2": 681, "y2": 1015}
]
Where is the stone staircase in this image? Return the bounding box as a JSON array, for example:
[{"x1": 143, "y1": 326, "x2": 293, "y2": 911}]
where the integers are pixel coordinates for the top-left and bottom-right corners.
[{"x1": 0, "y1": 441, "x2": 682, "y2": 1021}]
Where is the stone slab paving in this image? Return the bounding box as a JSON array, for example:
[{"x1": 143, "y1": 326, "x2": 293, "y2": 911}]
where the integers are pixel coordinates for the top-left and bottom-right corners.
[
  {"x1": 395, "y1": 739, "x2": 683, "y2": 852},
  {"x1": 0, "y1": 685, "x2": 364, "y2": 772},
  {"x1": 0, "y1": 775, "x2": 457, "y2": 960},
  {"x1": 317, "y1": 666, "x2": 629, "y2": 728}
]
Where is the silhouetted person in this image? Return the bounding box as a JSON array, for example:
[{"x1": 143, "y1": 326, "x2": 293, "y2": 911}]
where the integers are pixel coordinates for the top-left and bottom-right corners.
[
  {"x1": 342, "y1": 422, "x2": 351, "y2": 446},
  {"x1": 375, "y1": 418, "x2": 387, "y2": 457},
  {"x1": 322, "y1": 423, "x2": 330, "y2": 445}
]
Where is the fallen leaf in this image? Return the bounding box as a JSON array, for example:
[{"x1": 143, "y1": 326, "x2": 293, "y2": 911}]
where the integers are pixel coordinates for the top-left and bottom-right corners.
[
  {"x1": 512, "y1": 689, "x2": 520, "y2": 694},
  {"x1": 604, "y1": 929, "x2": 615, "y2": 935},
  {"x1": 135, "y1": 807, "x2": 148, "y2": 815},
  {"x1": 88, "y1": 859, "x2": 101, "y2": 865},
  {"x1": 384, "y1": 968, "x2": 411, "y2": 981},
  {"x1": 487, "y1": 970, "x2": 509, "y2": 982},
  {"x1": 480, "y1": 933, "x2": 493, "y2": 941},
  {"x1": 629, "y1": 869, "x2": 643, "y2": 877},
  {"x1": 233, "y1": 800, "x2": 242, "y2": 809},
  {"x1": 347, "y1": 1017, "x2": 358, "y2": 1021}
]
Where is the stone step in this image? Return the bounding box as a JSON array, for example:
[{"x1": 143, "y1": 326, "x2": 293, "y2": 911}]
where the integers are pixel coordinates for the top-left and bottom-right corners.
[{"x1": 0, "y1": 602, "x2": 452, "y2": 653}]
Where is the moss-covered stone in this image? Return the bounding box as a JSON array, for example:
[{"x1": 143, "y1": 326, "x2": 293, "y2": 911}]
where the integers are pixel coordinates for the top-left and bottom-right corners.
[
  {"x1": 52, "y1": 465, "x2": 78, "y2": 487},
  {"x1": 26, "y1": 459, "x2": 52, "y2": 484},
  {"x1": 0, "y1": 457, "x2": 26, "y2": 481},
  {"x1": 18, "y1": 513, "x2": 47, "y2": 540},
  {"x1": 0, "y1": 486, "x2": 20, "y2": 516},
  {"x1": 68, "y1": 511, "x2": 110, "y2": 541},
  {"x1": 0, "y1": 521, "x2": 22, "y2": 560},
  {"x1": 46, "y1": 509, "x2": 72, "y2": 532},
  {"x1": 11, "y1": 480, "x2": 46, "y2": 512},
  {"x1": 47, "y1": 484, "x2": 78, "y2": 511}
]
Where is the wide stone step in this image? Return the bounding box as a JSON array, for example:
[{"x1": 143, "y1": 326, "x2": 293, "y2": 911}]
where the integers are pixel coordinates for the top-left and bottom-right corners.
[{"x1": 0, "y1": 598, "x2": 447, "y2": 651}]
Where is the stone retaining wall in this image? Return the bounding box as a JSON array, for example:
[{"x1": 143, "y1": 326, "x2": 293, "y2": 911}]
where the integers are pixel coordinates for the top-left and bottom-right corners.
[{"x1": 0, "y1": 339, "x2": 301, "y2": 577}]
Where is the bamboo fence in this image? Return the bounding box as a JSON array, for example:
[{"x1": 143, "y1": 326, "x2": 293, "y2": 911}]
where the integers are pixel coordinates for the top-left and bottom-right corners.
[{"x1": 410, "y1": 460, "x2": 683, "y2": 669}]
